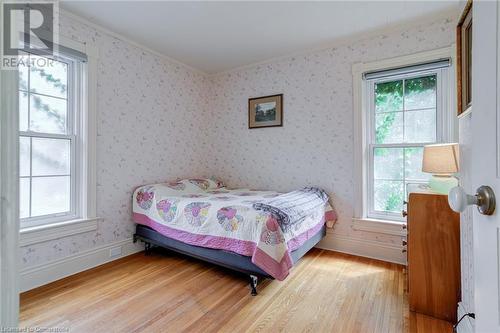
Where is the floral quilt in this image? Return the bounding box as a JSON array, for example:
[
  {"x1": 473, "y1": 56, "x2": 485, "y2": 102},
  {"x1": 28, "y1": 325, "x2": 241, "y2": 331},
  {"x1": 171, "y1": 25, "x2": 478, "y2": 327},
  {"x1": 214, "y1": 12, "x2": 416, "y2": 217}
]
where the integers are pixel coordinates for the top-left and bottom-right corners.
[{"x1": 132, "y1": 178, "x2": 337, "y2": 280}]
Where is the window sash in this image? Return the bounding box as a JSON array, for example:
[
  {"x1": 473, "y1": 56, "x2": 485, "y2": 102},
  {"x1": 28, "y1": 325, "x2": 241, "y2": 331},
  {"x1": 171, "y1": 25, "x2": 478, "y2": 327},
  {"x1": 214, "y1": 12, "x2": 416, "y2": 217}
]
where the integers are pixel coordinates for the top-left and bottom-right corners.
[
  {"x1": 19, "y1": 51, "x2": 81, "y2": 228},
  {"x1": 365, "y1": 68, "x2": 446, "y2": 221},
  {"x1": 367, "y1": 144, "x2": 429, "y2": 221},
  {"x1": 19, "y1": 134, "x2": 77, "y2": 225}
]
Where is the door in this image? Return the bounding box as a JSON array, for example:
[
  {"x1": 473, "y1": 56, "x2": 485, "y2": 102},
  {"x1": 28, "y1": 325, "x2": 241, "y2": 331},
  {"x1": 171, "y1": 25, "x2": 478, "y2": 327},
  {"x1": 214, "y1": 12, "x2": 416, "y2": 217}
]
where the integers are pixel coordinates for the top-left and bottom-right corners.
[{"x1": 471, "y1": 1, "x2": 500, "y2": 331}]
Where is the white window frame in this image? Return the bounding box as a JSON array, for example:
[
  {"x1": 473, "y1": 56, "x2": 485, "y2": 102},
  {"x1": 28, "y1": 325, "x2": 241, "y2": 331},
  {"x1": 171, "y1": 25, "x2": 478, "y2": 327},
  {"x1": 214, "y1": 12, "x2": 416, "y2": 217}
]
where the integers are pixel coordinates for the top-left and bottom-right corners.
[
  {"x1": 366, "y1": 68, "x2": 447, "y2": 221},
  {"x1": 19, "y1": 35, "x2": 100, "y2": 246},
  {"x1": 352, "y1": 47, "x2": 456, "y2": 225},
  {"x1": 1, "y1": 62, "x2": 21, "y2": 327},
  {"x1": 19, "y1": 51, "x2": 79, "y2": 226}
]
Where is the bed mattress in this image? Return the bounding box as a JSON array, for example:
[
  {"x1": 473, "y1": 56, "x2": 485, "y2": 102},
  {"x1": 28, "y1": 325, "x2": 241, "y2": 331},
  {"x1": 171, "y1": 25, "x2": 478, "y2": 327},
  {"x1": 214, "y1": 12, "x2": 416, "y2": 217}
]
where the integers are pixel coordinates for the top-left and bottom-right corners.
[{"x1": 132, "y1": 178, "x2": 336, "y2": 280}]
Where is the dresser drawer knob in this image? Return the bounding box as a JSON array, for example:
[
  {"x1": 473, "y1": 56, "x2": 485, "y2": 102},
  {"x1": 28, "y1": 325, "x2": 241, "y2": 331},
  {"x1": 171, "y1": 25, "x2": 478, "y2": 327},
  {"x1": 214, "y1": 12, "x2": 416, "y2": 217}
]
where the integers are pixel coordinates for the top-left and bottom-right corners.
[
  {"x1": 402, "y1": 240, "x2": 407, "y2": 246},
  {"x1": 402, "y1": 210, "x2": 407, "y2": 217},
  {"x1": 402, "y1": 249, "x2": 407, "y2": 253},
  {"x1": 402, "y1": 224, "x2": 407, "y2": 230}
]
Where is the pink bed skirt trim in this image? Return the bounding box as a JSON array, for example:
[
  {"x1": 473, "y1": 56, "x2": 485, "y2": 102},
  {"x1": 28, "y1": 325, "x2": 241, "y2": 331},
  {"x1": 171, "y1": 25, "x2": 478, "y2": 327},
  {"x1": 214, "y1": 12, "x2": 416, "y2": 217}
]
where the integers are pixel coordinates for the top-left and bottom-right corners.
[
  {"x1": 132, "y1": 211, "x2": 331, "y2": 280},
  {"x1": 252, "y1": 247, "x2": 293, "y2": 281},
  {"x1": 133, "y1": 212, "x2": 257, "y2": 256}
]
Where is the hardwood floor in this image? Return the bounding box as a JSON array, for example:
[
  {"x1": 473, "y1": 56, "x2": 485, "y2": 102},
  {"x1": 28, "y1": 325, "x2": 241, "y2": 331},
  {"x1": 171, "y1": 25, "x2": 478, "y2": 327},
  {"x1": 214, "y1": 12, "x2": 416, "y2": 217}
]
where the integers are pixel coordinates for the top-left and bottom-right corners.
[{"x1": 20, "y1": 248, "x2": 452, "y2": 333}]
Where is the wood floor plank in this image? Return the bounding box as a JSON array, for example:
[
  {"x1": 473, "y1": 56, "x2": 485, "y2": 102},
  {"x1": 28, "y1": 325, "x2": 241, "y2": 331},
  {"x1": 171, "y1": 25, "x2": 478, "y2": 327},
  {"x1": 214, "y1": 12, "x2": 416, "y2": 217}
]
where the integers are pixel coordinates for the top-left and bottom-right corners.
[{"x1": 20, "y1": 248, "x2": 453, "y2": 333}]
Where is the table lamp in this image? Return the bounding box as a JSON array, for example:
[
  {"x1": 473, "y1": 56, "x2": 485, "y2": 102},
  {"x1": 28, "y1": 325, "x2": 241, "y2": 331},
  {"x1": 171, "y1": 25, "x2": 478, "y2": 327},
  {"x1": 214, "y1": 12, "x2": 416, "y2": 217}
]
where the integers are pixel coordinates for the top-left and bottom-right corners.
[{"x1": 422, "y1": 143, "x2": 459, "y2": 194}]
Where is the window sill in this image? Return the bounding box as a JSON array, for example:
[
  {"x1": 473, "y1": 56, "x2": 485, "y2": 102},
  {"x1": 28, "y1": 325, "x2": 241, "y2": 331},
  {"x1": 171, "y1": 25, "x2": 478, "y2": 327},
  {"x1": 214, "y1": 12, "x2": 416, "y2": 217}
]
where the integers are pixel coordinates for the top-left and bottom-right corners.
[
  {"x1": 352, "y1": 217, "x2": 407, "y2": 237},
  {"x1": 20, "y1": 217, "x2": 101, "y2": 247}
]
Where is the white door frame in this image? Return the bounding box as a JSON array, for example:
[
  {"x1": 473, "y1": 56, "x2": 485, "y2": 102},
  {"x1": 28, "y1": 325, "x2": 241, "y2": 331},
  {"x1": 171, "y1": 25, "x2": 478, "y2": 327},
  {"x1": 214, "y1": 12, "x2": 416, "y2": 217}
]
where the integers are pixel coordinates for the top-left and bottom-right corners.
[
  {"x1": 471, "y1": 1, "x2": 500, "y2": 331},
  {"x1": 0, "y1": 69, "x2": 20, "y2": 326}
]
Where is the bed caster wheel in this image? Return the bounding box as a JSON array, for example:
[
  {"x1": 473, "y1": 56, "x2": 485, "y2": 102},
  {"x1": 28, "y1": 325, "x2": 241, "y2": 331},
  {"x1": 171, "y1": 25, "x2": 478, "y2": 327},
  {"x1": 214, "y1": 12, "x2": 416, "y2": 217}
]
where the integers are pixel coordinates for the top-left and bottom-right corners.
[{"x1": 250, "y1": 275, "x2": 258, "y2": 296}]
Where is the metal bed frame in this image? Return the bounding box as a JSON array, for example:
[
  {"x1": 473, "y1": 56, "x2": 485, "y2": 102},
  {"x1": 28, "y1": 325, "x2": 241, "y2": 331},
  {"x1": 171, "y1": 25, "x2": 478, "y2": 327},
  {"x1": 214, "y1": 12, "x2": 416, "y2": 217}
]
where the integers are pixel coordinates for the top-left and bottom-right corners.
[{"x1": 133, "y1": 224, "x2": 326, "y2": 295}]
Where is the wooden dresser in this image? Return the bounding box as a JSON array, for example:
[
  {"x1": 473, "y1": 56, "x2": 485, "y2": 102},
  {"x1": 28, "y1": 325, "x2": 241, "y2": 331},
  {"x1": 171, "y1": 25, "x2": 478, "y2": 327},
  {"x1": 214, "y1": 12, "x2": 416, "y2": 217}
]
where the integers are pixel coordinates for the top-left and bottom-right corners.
[{"x1": 405, "y1": 192, "x2": 461, "y2": 323}]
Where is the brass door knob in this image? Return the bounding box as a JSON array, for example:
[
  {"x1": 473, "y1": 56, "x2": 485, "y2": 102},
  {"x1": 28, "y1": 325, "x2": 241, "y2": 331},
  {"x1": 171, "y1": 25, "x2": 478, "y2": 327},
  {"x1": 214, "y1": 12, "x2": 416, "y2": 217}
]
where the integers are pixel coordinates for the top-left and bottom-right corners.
[{"x1": 448, "y1": 185, "x2": 496, "y2": 215}]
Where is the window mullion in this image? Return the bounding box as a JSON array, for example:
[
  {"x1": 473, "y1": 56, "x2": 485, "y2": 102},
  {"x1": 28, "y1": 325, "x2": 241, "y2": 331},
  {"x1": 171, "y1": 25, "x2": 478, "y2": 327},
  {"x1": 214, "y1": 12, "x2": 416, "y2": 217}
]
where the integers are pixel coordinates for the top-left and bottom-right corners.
[
  {"x1": 402, "y1": 78, "x2": 406, "y2": 144},
  {"x1": 402, "y1": 79, "x2": 406, "y2": 202},
  {"x1": 27, "y1": 54, "x2": 31, "y2": 131},
  {"x1": 29, "y1": 137, "x2": 32, "y2": 218},
  {"x1": 27, "y1": 54, "x2": 32, "y2": 218}
]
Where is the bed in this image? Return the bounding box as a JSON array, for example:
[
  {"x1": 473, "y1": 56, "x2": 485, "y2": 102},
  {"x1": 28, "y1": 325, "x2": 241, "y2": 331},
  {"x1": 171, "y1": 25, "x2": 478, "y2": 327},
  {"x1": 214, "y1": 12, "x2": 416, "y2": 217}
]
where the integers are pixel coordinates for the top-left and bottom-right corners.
[{"x1": 132, "y1": 178, "x2": 336, "y2": 295}]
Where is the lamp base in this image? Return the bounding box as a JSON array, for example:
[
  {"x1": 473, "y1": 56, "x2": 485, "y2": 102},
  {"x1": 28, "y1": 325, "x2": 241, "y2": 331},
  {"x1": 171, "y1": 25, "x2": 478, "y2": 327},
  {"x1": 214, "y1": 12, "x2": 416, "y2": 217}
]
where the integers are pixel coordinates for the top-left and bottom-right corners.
[{"x1": 428, "y1": 175, "x2": 458, "y2": 195}]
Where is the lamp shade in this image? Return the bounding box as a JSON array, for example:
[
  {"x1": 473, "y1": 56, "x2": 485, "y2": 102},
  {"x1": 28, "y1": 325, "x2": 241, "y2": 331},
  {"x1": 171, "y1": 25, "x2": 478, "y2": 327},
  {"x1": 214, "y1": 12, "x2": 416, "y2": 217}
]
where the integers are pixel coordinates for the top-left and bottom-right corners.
[{"x1": 422, "y1": 143, "x2": 459, "y2": 175}]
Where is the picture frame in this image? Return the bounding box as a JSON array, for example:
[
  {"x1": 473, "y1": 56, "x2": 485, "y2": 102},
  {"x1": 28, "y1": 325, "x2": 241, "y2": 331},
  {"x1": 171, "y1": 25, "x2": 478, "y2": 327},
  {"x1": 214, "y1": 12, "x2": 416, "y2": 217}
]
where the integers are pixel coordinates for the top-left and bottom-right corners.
[
  {"x1": 248, "y1": 94, "x2": 283, "y2": 129},
  {"x1": 457, "y1": 0, "x2": 472, "y2": 115}
]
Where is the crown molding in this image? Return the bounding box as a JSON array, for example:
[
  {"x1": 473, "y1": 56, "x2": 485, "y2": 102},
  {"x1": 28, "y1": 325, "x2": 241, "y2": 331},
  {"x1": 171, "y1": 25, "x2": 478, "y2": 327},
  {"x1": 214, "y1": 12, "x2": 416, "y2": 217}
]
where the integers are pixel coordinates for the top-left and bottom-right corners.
[
  {"x1": 58, "y1": 8, "x2": 208, "y2": 76},
  {"x1": 59, "y1": 6, "x2": 458, "y2": 76},
  {"x1": 211, "y1": 7, "x2": 457, "y2": 77}
]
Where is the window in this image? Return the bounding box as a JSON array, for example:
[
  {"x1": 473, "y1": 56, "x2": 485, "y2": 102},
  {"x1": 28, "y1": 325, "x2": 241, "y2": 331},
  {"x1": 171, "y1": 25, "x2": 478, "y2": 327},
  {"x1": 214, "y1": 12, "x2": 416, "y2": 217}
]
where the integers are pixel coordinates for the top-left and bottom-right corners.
[
  {"x1": 18, "y1": 47, "x2": 87, "y2": 228},
  {"x1": 358, "y1": 57, "x2": 453, "y2": 222}
]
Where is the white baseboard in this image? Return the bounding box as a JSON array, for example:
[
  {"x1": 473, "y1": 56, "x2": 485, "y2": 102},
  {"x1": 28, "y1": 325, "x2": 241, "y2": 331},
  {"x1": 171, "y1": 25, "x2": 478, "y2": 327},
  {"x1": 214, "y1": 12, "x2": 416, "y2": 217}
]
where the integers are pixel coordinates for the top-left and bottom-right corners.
[
  {"x1": 317, "y1": 233, "x2": 407, "y2": 265},
  {"x1": 20, "y1": 232, "x2": 405, "y2": 292},
  {"x1": 456, "y1": 302, "x2": 474, "y2": 333},
  {"x1": 20, "y1": 238, "x2": 144, "y2": 292}
]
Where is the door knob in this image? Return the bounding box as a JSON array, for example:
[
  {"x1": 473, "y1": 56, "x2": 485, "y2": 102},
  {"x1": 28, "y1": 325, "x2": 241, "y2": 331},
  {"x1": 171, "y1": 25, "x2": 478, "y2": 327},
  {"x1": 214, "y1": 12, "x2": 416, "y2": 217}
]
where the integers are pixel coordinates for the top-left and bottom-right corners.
[{"x1": 448, "y1": 186, "x2": 496, "y2": 215}]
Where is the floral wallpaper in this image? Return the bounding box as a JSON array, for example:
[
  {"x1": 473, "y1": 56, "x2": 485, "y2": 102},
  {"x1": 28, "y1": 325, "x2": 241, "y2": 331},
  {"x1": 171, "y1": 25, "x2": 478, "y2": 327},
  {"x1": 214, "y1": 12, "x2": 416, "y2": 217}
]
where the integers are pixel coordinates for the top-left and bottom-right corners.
[
  {"x1": 21, "y1": 12, "x2": 457, "y2": 271},
  {"x1": 206, "y1": 16, "x2": 456, "y2": 245},
  {"x1": 20, "y1": 13, "x2": 212, "y2": 268}
]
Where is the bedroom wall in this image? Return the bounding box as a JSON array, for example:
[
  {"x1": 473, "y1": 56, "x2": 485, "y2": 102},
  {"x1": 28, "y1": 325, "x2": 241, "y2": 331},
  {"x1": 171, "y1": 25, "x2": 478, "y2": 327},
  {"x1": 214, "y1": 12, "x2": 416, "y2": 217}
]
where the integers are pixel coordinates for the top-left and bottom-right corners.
[
  {"x1": 207, "y1": 15, "x2": 456, "y2": 253},
  {"x1": 20, "y1": 12, "x2": 212, "y2": 269},
  {"x1": 20, "y1": 9, "x2": 457, "y2": 282}
]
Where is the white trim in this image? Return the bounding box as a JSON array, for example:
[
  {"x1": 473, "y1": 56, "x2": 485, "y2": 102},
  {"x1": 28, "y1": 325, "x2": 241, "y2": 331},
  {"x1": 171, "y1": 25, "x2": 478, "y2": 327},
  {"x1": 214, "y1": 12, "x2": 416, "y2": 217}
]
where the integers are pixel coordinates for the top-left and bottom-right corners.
[
  {"x1": 0, "y1": 64, "x2": 20, "y2": 326},
  {"x1": 83, "y1": 43, "x2": 98, "y2": 219},
  {"x1": 352, "y1": 47, "x2": 454, "y2": 78},
  {"x1": 353, "y1": 60, "x2": 368, "y2": 219},
  {"x1": 458, "y1": 105, "x2": 473, "y2": 119},
  {"x1": 317, "y1": 233, "x2": 406, "y2": 265},
  {"x1": 20, "y1": 238, "x2": 144, "y2": 292},
  {"x1": 365, "y1": 68, "x2": 448, "y2": 221},
  {"x1": 19, "y1": 217, "x2": 100, "y2": 247},
  {"x1": 352, "y1": 218, "x2": 407, "y2": 237},
  {"x1": 18, "y1": 34, "x2": 100, "y2": 232},
  {"x1": 19, "y1": 51, "x2": 78, "y2": 227},
  {"x1": 456, "y1": 302, "x2": 474, "y2": 333},
  {"x1": 447, "y1": 43, "x2": 458, "y2": 142},
  {"x1": 57, "y1": 6, "x2": 456, "y2": 76},
  {"x1": 352, "y1": 46, "x2": 456, "y2": 220},
  {"x1": 58, "y1": 8, "x2": 205, "y2": 76},
  {"x1": 212, "y1": 8, "x2": 456, "y2": 76}
]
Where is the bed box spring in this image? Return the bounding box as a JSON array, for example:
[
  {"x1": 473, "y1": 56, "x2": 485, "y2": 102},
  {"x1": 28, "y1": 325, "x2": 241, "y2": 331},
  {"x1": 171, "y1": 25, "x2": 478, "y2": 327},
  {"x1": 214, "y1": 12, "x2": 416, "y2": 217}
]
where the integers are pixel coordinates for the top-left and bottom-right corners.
[{"x1": 134, "y1": 223, "x2": 326, "y2": 279}]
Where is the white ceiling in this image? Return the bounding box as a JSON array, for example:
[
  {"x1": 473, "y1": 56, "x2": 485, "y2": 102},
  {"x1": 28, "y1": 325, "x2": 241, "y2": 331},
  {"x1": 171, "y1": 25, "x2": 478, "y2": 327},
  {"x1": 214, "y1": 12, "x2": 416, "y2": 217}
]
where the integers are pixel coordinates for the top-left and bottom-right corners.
[{"x1": 61, "y1": 1, "x2": 458, "y2": 74}]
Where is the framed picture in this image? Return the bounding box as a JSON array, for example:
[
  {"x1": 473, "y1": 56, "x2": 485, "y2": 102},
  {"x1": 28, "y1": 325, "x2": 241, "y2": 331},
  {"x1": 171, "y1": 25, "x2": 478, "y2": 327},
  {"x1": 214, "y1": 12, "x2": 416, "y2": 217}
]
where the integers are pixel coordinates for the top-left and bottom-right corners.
[
  {"x1": 457, "y1": 0, "x2": 472, "y2": 115},
  {"x1": 248, "y1": 94, "x2": 283, "y2": 129}
]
